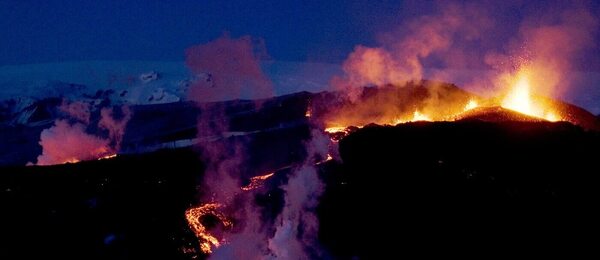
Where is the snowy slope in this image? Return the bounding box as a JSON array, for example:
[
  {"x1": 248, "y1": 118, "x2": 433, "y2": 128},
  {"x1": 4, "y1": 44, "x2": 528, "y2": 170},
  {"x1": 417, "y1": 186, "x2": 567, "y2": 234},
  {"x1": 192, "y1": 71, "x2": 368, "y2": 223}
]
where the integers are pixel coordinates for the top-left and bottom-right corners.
[
  {"x1": 1, "y1": 60, "x2": 599, "y2": 120},
  {"x1": 0, "y1": 61, "x2": 338, "y2": 125},
  {"x1": 0, "y1": 61, "x2": 341, "y2": 105}
]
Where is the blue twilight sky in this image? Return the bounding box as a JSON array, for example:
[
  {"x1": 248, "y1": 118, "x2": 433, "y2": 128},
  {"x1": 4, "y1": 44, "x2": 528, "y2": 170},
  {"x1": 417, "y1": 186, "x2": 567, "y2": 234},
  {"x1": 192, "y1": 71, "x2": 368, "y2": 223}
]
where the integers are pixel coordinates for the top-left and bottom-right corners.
[
  {"x1": 1, "y1": 0, "x2": 599, "y2": 68},
  {"x1": 0, "y1": 0, "x2": 411, "y2": 65}
]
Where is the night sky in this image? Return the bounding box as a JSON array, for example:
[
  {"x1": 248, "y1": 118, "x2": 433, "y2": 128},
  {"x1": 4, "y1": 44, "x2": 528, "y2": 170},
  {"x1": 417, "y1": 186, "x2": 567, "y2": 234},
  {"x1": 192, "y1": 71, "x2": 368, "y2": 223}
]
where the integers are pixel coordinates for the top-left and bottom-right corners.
[
  {"x1": 2, "y1": 0, "x2": 599, "y2": 70},
  {"x1": 1, "y1": 2, "x2": 600, "y2": 258}
]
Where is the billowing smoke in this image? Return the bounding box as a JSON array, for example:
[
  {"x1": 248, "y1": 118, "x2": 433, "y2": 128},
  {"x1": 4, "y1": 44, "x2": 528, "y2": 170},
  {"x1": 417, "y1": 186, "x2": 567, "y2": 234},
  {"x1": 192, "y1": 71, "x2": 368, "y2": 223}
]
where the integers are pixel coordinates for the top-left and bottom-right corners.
[
  {"x1": 185, "y1": 35, "x2": 329, "y2": 258},
  {"x1": 207, "y1": 130, "x2": 329, "y2": 259},
  {"x1": 186, "y1": 34, "x2": 274, "y2": 203},
  {"x1": 486, "y1": 5, "x2": 598, "y2": 97},
  {"x1": 99, "y1": 106, "x2": 132, "y2": 152},
  {"x1": 35, "y1": 101, "x2": 131, "y2": 165},
  {"x1": 36, "y1": 120, "x2": 111, "y2": 165},
  {"x1": 60, "y1": 101, "x2": 91, "y2": 124},
  {"x1": 267, "y1": 130, "x2": 329, "y2": 259},
  {"x1": 185, "y1": 34, "x2": 275, "y2": 257},
  {"x1": 185, "y1": 33, "x2": 273, "y2": 103},
  {"x1": 324, "y1": 1, "x2": 598, "y2": 128},
  {"x1": 331, "y1": 1, "x2": 493, "y2": 101}
]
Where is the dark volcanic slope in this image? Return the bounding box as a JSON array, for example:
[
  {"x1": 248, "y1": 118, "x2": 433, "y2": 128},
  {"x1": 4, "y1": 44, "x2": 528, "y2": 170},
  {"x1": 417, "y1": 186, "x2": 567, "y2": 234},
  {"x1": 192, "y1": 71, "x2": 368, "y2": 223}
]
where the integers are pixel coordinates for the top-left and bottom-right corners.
[
  {"x1": 454, "y1": 106, "x2": 547, "y2": 122},
  {"x1": 1, "y1": 120, "x2": 599, "y2": 258},
  {"x1": 0, "y1": 148, "x2": 202, "y2": 260},
  {"x1": 0, "y1": 124, "x2": 311, "y2": 260},
  {"x1": 319, "y1": 121, "x2": 600, "y2": 258}
]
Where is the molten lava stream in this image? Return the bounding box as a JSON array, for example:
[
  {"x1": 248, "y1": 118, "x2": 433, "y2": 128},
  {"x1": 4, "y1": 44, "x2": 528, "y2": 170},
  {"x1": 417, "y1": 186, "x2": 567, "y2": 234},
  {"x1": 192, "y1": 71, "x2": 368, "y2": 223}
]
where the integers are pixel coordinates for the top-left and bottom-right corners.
[
  {"x1": 185, "y1": 203, "x2": 233, "y2": 254},
  {"x1": 241, "y1": 172, "x2": 274, "y2": 191},
  {"x1": 186, "y1": 157, "x2": 336, "y2": 255},
  {"x1": 99, "y1": 153, "x2": 117, "y2": 160},
  {"x1": 186, "y1": 171, "x2": 276, "y2": 254}
]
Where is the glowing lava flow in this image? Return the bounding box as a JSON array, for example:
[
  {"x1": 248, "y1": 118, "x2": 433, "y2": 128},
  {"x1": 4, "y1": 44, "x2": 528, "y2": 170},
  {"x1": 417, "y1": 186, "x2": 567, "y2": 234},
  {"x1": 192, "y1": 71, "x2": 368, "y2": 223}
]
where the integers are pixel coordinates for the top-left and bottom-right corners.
[
  {"x1": 98, "y1": 154, "x2": 117, "y2": 160},
  {"x1": 241, "y1": 172, "x2": 275, "y2": 191},
  {"x1": 185, "y1": 203, "x2": 233, "y2": 254},
  {"x1": 186, "y1": 157, "x2": 336, "y2": 255},
  {"x1": 57, "y1": 152, "x2": 116, "y2": 165},
  {"x1": 315, "y1": 153, "x2": 334, "y2": 165},
  {"x1": 501, "y1": 70, "x2": 560, "y2": 121},
  {"x1": 324, "y1": 126, "x2": 352, "y2": 134},
  {"x1": 63, "y1": 158, "x2": 80, "y2": 164},
  {"x1": 186, "y1": 171, "x2": 277, "y2": 254},
  {"x1": 392, "y1": 110, "x2": 433, "y2": 125}
]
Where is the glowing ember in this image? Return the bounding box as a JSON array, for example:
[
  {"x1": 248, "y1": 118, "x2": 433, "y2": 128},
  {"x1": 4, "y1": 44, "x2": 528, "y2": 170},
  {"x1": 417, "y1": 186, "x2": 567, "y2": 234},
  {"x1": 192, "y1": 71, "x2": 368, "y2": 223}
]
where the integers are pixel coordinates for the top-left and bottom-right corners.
[
  {"x1": 324, "y1": 126, "x2": 363, "y2": 142},
  {"x1": 411, "y1": 110, "x2": 431, "y2": 121},
  {"x1": 316, "y1": 153, "x2": 334, "y2": 165},
  {"x1": 394, "y1": 110, "x2": 432, "y2": 124},
  {"x1": 63, "y1": 158, "x2": 80, "y2": 164},
  {"x1": 98, "y1": 154, "x2": 117, "y2": 160},
  {"x1": 58, "y1": 151, "x2": 115, "y2": 164},
  {"x1": 305, "y1": 107, "x2": 312, "y2": 118},
  {"x1": 241, "y1": 172, "x2": 275, "y2": 191},
  {"x1": 464, "y1": 99, "x2": 478, "y2": 111},
  {"x1": 186, "y1": 171, "x2": 279, "y2": 254},
  {"x1": 56, "y1": 149, "x2": 113, "y2": 165},
  {"x1": 185, "y1": 203, "x2": 233, "y2": 254},
  {"x1": 501, "y1": 69, "x2": 561, "y2": 121},
  {"x1": 324, "y1": 126, "x2": 350, "y2": 134},
  {"x1": 545, "y1": 112, "x2": 559, "y2": 122}
]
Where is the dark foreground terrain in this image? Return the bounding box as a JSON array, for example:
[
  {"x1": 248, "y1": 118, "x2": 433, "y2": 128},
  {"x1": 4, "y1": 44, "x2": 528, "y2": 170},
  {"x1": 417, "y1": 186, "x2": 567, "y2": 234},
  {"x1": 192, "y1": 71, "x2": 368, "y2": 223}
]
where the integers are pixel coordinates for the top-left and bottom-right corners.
[
  {"x1": 320, "y1": 120, "x2": 600, "y2": 258},
  {"x1": 2, "y1": 120, "x2": 600, "y2": 259}
]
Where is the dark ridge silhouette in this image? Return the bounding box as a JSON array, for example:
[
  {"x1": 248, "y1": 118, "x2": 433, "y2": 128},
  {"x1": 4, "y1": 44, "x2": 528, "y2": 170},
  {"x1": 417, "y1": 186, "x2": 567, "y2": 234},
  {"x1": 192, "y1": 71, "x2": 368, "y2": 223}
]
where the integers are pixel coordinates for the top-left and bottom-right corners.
[{"x1": 319, "y1": 121, "x2": 600, "y2": 258}]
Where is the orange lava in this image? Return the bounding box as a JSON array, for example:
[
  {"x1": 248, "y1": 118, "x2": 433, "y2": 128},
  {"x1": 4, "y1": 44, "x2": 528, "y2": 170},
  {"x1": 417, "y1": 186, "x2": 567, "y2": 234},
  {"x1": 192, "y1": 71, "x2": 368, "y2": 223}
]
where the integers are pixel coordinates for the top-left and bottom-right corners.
[
  {"x1": 185, "y1": 203, "x2": 233, "y2": 254},
  {"x1": 241, "y1": 172, "x2": 275, "y2": 191}
]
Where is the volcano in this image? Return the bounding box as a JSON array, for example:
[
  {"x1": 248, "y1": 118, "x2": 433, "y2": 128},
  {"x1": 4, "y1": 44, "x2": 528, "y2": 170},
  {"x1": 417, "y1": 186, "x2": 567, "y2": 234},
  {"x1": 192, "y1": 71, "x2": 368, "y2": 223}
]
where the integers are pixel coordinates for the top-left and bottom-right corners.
[{"x1": 2, "y1": 80, "x2": 600, "y2": 258}]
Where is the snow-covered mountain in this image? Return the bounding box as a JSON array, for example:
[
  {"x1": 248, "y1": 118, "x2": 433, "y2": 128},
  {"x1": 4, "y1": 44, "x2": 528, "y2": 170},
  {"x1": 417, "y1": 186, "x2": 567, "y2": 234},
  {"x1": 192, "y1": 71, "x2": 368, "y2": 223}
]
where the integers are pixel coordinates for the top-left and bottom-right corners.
[
  {"x1": 1, "y1": 60, "x2": 599, "y2": 126},
  {"x1": 0, "y1": 61, "x2": 343, "y2": 125}
]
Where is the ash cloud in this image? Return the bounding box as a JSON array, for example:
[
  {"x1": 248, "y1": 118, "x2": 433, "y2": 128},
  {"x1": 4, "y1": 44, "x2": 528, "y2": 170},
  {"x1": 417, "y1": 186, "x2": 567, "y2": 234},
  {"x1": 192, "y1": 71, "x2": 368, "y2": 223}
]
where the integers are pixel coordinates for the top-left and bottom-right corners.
[
  {"x1": 324, "y1": 1, "x2": 598, "y2": 126},
  {"x1": 332, "y1": 1, "x2": 598, "y2": 97},
  {"x1": 331, "y1": 1, "x2": 494, "y2": 101},
  {"x1": 185, "y1": 33, "x2": 273, "y2": 103},
  {"x1": 185, "y1": 35, "x2": 328, "y2": 259},
  {"x1": 59, "y1": 100, "x2": 91, "y2": 124},
  {"x1": 99, "y1": 106, "x2": 132, "y2": 153},
  {"x1": 34, "y1": 101, "x2": 132, "y2": 166},
  {"x1": 186, "y1": 35, "x2": 275, "y2": 257},
  {"x1": 267, "y1": 130, "x2": 329, "y2": 259},
  {"x1": 485, "y1": 4, "x2": 599, "y2": 97},
  {"x1": 186, "y1": 34, "x2": 274, "y2": 203},
  {"x1": 36, "y1": 119, "x2": 112, "y2": 165}
]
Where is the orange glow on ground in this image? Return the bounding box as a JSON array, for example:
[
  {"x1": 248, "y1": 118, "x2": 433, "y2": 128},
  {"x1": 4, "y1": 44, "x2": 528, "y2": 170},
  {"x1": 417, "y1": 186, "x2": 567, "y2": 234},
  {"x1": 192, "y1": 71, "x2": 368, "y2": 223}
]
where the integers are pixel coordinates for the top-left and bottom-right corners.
[
  {"x1": 185, "y1": 203, "x2": 233, "y2": 254},
  {"x1": 241, "y1": 172, "x2": 275, "y2": 191}
]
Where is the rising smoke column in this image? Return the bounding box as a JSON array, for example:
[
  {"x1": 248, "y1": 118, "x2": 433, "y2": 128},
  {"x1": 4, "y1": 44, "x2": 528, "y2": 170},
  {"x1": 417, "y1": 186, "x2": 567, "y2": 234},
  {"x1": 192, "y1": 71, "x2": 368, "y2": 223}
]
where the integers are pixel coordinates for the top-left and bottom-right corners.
[
  {"x1": 331, "y1": 1, "x2": 494, "y2": 101},
  {"x1": 99, "y1": 106, "x2": 132, "y2": 153},
  {"x1": 324, "y1": 1, "x2": 599, "y2": 129},
  {"x1": 36, "y1": 119, "x2": 112, "y2": 165},
  {"x1": 35, "y1": 101, "x2": 132, "y2": 165},
  {"x1": 267, "y1": 130, "x2": 329, "y2": 259},
  {"x1": 185, "y1": 34, "x2": 275, "y2": 257},
  {"x1": 185, "y1": 35, "x2": 330, "y2": 258},
  {"x1": 185, "y1": 33, "x2": 274, "y2": 203},
  {"x1": 185, "y1": 33, "x2": 273, "y2": 103}
]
